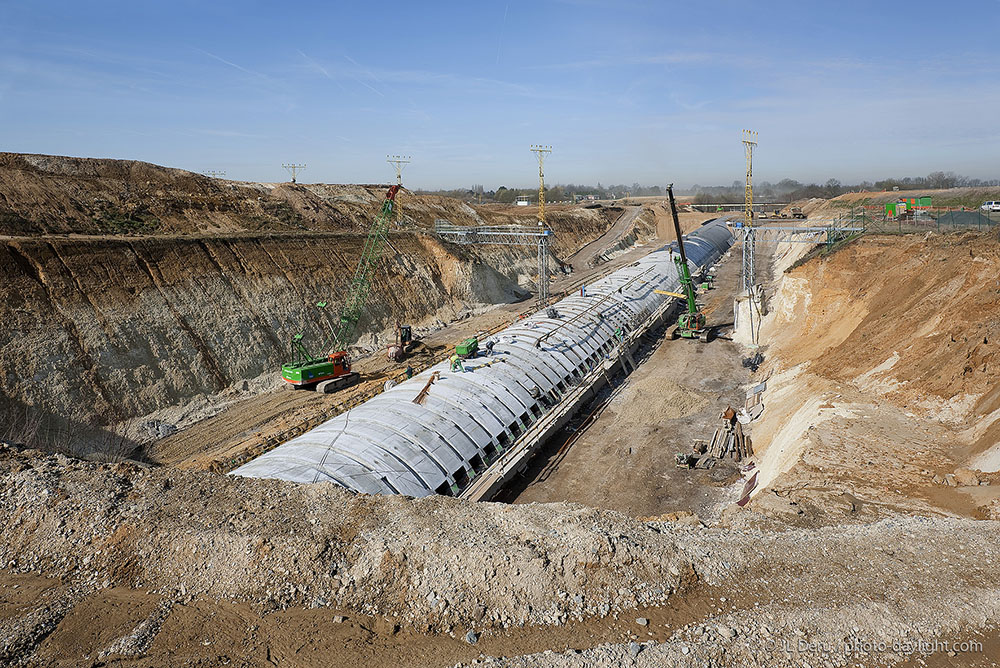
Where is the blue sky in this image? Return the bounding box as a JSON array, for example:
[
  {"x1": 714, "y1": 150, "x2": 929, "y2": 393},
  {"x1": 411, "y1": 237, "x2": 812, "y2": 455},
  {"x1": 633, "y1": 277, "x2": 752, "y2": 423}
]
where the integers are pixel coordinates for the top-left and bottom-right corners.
[{"x1": 1, "y1": 0, "x2": 998, "y2": 189}]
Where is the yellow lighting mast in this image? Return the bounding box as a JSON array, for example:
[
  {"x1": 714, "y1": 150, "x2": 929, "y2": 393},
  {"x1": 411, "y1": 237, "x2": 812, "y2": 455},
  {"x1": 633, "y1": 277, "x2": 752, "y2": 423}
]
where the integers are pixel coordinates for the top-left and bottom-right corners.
[
  {"x1": 530, "y1": 145, "x2": 552, "y2": 224},
  {"x1": 529, "y1": 145, "x2": 553, "y2": 307},
  {"x1": 741, "y1": 130, "x2": 758, "y2": 293}
]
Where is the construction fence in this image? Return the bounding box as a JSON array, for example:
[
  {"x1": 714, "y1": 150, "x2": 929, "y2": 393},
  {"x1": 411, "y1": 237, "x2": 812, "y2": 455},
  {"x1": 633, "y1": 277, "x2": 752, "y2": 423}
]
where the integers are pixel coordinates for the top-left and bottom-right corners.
[{"x1": 834, "y1": 206, "x2": 1000, "y2": 236}]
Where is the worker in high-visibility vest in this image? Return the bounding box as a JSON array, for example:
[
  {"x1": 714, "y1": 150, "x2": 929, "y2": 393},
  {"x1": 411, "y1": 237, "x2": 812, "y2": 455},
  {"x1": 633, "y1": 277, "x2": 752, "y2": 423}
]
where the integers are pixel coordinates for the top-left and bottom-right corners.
[{"x1": 450, "y1": 354, "x2": 465, "y2": 373}]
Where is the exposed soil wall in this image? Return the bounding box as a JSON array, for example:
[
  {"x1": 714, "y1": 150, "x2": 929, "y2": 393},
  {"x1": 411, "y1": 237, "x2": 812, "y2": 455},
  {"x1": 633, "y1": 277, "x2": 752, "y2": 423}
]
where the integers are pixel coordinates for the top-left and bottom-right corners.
[
  {"x1": 0, "y1": 153, "x2": 657, "y2": 457},
  {"x1": 0, "y1": 233, "x2": 533, "y2": 448},
  {"x1": 742, "y1": 231, "x2": 1000, "y2": 524}
]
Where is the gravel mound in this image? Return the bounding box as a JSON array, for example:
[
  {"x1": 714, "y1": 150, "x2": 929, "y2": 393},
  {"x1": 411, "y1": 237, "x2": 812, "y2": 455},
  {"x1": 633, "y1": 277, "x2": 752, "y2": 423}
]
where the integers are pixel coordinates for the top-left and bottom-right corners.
[
  {"x1": 0, "y1": 444, "x2": 692, "y2": 630},
  {"x1": 4, "y1": 442, "x2": 999, "y2": 668}
]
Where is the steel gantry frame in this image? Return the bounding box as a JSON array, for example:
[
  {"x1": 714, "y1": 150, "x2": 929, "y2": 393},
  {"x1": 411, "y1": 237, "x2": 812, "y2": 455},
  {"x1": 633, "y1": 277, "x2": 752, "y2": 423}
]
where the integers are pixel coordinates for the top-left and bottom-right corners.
[
  {"x1": 728, "y1": 221, "x2": 864, "y2": 247},
  {"x1": 434, "y1": 221, "x2": 553, "y2": 310}
]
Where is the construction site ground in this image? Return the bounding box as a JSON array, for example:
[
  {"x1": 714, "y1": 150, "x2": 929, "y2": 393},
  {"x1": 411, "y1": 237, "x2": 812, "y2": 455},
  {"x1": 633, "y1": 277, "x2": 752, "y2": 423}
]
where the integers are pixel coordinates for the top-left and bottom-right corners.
[
  {"x1": 505, "y1": 241, "x2": 766, "y2": 519},
  {"x1": 145, "y1": 208, "x2": 709, "y2": 473},
  {"x1": 6, "y1": 160, "x2": 1000, "y2": 668}
]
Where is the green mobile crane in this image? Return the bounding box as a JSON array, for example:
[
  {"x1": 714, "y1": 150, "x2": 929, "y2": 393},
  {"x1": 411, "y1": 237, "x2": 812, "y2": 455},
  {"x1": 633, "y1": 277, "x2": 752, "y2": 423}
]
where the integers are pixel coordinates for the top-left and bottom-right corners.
[
  {"x1": 281, "y1": 184, "x2": 401, "y2": 392},
  {"x1": 665, "y1": 183, "x2": 713, "y2": 343}
]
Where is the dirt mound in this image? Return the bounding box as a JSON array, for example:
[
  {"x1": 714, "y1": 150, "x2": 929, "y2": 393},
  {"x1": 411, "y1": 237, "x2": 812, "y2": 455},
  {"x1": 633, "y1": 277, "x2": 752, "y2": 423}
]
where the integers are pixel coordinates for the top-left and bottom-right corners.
[
  {"x1": 0, "y1": 443, "x2": 692, "y2": 632},
  {"x1": 744, "y1": 231, "x2": 1000, "y2": 525},
  {"x1": 3, "y1": 442, "x2": 1000, "y2": 667},
  {"x1": 0, "y1": 150, "x2": 441, "y2": 236},
  {"x1": 0, "y1": 152, "x2": 626, "y2": 240}
]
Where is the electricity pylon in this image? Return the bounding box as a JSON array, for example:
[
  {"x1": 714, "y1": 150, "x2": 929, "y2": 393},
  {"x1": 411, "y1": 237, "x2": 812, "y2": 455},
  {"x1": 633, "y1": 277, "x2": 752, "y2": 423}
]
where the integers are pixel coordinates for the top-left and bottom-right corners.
[
  {"x1": 282, "y1": 163, "x2": 306, "y2": 183},
  {"x1": 530, "y1": 145, "x2": 552, "y2": 225},
  {"x1": 741, "y1": 130, "x2": 758, "y2": 294}
]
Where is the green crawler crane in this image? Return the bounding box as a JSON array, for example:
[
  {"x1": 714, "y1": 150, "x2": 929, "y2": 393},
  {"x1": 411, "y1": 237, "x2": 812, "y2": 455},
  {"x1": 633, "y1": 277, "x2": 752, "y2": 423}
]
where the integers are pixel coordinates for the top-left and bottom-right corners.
[
  {"x1": 281, "y1": 184, "x2": 401, "y2": 393},
  {"x1": 665, "y1": 183, "x2": 713, "y2": 343}
]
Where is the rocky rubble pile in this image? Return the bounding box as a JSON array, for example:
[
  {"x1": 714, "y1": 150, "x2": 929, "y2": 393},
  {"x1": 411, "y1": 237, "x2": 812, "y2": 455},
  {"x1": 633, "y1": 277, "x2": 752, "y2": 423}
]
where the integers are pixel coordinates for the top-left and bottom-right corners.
[
  {"x1": 0, "y1": 444, "x2": 693, "y2": 631},
  {"x1": 4, "y1": 442, "x2": 1000, "y2": 667},
  {"x1": 465, "y1": 516, "x2": 1000, "y2": 667}
]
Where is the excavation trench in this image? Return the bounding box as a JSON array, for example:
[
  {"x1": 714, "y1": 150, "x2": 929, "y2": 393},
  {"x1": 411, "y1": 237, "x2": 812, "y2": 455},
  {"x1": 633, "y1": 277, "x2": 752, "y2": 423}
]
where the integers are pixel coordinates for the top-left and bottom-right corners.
[
  {"x1": 500, "y1": 239, "x2": 760, "y2": 518},
  {"x1": 9, "y1": 154, "x2": 1000, "y2": 668},
  {"x1": 229, "y1": 220, "x2": 736, "y2": 500}
]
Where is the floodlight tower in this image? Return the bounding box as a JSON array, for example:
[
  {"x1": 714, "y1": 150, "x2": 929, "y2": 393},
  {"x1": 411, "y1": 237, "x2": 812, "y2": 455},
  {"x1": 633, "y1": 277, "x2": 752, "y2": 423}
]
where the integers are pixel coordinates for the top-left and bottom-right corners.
[
  {"x1": 386, "y1": 155, "x2": 411, "y2": 224},
  {"x1": 386, "y1": 155, "x2": 411, "y2": 185},
  {"x1": 529, "y1": 145, "x2": 552, "y2": 225},
  {"x1": 203, "y1": 170, "x2": 226, "y2": 179},
  {"x1": 530, "y1": 145, "x2": 552, "y2": 307},
  {"x1": 282, "y1": 163, "x2": 306, "y2": 183},
  {"x1": 741, "y1": 130, "x2": 758, "y2": 294}
]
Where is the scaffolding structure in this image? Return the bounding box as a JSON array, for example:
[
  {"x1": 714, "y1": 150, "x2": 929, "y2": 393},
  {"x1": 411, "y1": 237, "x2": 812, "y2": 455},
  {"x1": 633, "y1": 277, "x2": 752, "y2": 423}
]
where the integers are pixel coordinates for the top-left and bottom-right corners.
[{"x1": 729, "y1": 222, "x2": 864, "y2": 246}]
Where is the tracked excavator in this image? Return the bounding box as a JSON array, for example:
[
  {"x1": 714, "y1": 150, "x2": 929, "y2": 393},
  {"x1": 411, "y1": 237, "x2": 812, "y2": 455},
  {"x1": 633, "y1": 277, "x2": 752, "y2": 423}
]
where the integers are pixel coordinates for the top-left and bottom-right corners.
[
  {"x1": 386, "y1": 322, "x2": 414, "y2": 363},
  {"x1": 281, "y1": 184, "x2": 407, "y2": 392},
  {"x1": 661, "y1": 183, "x2": 714, "y2": 343}
]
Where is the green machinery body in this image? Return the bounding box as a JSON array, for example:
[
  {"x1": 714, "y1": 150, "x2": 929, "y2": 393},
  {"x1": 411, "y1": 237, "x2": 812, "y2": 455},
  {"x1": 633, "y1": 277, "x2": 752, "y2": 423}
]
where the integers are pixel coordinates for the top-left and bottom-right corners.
[
  {"x1": 666, "y1": 184, "x2": 711, "y2": 342},
  {"x1": 673, "y1": 253, "x2": 707, "y2": 338},
  {"x1": 455, "y1": 337, "x2": 479, "y2": 358},
  {"x1": 281, "y1": 185, "x2": 401, "y2": 386}
]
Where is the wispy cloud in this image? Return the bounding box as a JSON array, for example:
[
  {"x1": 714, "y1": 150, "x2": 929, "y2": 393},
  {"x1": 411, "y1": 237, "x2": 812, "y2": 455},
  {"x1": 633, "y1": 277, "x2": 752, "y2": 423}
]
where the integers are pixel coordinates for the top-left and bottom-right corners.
[
  {"x1": 297, "y1": 49, "x2": 331, "y2": 79},
  {"x1": 287, "y1": 52, "x2": 575, "y2": 104},
  {"x1": 297, "y1": 49, "x2": 348, "y2": 93},
  {"x1": 192, "y1": 128, "x2": 269, "y2": 139},
  {"x1": 529, "y1": 51, "x2": 745, "y2": 71},
  {"x1": 191, "y1": 47, "x2": 272, "y2": 82},
  {"x1": 496, "y1": 3, "x2": 509, "y2": 66},
  {"x1": 342, "y1": 54, "x2": 385, "y2": 97}
]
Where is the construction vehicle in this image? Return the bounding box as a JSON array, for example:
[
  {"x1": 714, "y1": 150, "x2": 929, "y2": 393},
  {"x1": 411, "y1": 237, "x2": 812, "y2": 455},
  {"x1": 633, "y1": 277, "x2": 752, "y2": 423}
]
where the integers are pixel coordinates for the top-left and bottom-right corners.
[
  {"x1": 281, "y1": 184, "x2": 401, "y2": 393},
  {"x1": 665, "y1": 184, "x2": 713, "y2": 343},
  {"x1": 790, "y1": 206, "x2": 806, "y2": 219},
  {"x1": 455, "y1": 337, "x2": 479, "y2": 359},
  {"x1": 387, "y1": 322, "x2": 414, "y2": 363}
]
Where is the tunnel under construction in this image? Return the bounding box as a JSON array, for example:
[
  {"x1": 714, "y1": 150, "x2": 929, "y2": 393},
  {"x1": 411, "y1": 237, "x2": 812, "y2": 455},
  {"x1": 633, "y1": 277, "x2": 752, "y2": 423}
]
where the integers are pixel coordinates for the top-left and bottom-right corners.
[{"x1": 231, "y1": 218, "x2": 734, "y2": 499}]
